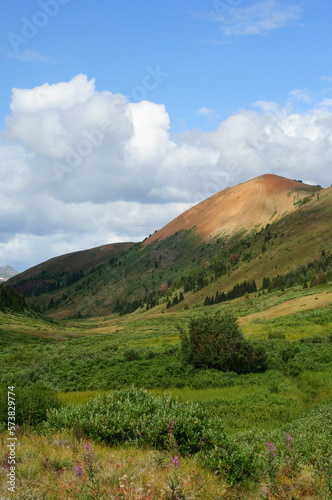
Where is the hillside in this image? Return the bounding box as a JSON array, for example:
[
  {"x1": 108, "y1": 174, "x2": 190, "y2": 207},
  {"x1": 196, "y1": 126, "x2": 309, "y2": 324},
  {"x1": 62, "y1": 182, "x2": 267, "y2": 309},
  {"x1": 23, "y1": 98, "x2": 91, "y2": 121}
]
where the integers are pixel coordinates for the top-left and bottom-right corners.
[
  {"x1": 7, "y1": 174, "x2": 330, "y2": 319},
  {"x1": 9, "y1": 242, "x2": 134, "y2": 281},
  {"x1": 146, "y1": 174, "x2": 321, "y2": 244}
]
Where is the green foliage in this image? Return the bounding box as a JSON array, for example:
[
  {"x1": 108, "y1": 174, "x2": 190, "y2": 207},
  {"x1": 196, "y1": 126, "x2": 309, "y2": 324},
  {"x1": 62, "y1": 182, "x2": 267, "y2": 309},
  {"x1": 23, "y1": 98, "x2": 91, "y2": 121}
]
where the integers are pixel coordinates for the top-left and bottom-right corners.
[
  {"x1": 286, "y1": 336, "x2": 332, "y2": 376},
  {"x1": 0, "y1": 284, "x2": 28, "y2": 313},
  {"x1": 265, "y1": 250, "x2": 332, "y2": 292},
  {"x1": 204, "y1": 281, "x2": 257, "y2": 307},
  {"x1": 0, "y1": 383, "x2": 61, "y2": 427},
  {"x1": 296, "y1": 195, "x2": 312, "y2": 207},
  {"x1": 47, "y1": 387, "x2": 225, "y2": 455},
  {"x1": 200, "y1": 435, "x2": 259, "y2": 484},
  {"x1": 179, "y1": 312, "x2": 267, "y2": 374}
]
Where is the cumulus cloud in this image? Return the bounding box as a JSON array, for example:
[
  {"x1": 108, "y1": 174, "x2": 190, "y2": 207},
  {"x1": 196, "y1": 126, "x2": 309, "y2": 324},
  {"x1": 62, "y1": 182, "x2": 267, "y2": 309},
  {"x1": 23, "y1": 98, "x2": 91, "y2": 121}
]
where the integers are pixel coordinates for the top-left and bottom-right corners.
[
  {"x1": 1, "y1": 74, "x2": 332, "y2": 270},
  {"x1": 10, "y1": 74, "x2": 95, "y2": 113}
]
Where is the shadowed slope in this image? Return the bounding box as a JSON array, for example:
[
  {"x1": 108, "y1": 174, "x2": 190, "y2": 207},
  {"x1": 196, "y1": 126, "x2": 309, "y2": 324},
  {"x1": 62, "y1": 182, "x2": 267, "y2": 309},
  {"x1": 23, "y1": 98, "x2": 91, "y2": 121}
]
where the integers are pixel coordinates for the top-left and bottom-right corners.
[{"x1": 9, "y1": 242, "x2": 134, "y2": 282}]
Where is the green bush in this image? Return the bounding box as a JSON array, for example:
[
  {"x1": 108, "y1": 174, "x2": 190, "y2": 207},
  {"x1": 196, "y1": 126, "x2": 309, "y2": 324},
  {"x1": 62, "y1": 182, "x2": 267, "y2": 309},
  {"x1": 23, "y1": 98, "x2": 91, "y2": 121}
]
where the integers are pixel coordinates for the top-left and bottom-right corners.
[
  {"x1": 200, "y1": 435, "x2": 260, "y2": 484},
  {"x1": 286, "y1": 339, "x2": 332, "y2": 375},
  {"x1": 0, "y1": 383, "x2": 61, "y2": 427},
  {"x1": 46, "y1": 387, "x2": 225, "y2": 455},
  {"x1": 179, "y1": 312, "x2": 267, "y2": 374}
]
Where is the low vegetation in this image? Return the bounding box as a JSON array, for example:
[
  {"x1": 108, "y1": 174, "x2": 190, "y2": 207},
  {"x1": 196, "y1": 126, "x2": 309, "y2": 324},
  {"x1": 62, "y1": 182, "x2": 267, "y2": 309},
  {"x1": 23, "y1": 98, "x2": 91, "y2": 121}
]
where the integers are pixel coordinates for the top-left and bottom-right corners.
[
  {"x1": 1, "y1": 291, "x2": 332, "y2": 497},
  {"x1": 1, "y1": 183, "x2": 331, "y2": 497}
]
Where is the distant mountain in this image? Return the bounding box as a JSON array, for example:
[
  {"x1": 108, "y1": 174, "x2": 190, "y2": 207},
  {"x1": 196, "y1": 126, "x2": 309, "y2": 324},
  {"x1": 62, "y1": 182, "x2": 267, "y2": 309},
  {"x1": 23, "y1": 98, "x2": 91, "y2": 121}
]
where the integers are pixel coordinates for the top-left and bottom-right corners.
[
  {"x1": 0, "y1": 265, "x2": 18, "y2": 282},
  {"x1": 7, "y1": 174, "x2": 330, "y2": 319}
]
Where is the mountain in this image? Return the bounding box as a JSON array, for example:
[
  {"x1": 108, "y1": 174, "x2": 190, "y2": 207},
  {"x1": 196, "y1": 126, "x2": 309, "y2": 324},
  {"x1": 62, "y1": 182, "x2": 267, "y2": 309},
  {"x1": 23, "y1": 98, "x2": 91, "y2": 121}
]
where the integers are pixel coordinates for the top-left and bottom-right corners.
[
  {"x1": 7, "y1": 174, "x2": 330, "y2": 319},
  {"x1": 146, "y1": 174, "x2": 321, "y2": 244},
  {"x1": 8, "y1": 242, "x2": 134, "y2": 282},
  {"x1": 0, "y1": 265, "x2": 18, "y2": 282}
]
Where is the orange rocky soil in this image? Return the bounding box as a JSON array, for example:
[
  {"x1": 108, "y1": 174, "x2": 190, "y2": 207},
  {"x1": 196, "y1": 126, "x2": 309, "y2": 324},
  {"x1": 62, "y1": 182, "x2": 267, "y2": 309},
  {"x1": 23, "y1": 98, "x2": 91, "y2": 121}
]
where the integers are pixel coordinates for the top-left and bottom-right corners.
[{"x1": 146, "y1": 174, "x2": 320, "y2": 244}]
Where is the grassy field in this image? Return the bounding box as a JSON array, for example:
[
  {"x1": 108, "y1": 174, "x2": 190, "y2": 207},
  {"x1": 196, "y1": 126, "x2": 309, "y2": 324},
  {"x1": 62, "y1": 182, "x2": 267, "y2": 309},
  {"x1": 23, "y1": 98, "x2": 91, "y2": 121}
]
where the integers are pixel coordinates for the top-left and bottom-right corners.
[{"x1": 0, "y1": 280, "x2": 331, "y2": 498}]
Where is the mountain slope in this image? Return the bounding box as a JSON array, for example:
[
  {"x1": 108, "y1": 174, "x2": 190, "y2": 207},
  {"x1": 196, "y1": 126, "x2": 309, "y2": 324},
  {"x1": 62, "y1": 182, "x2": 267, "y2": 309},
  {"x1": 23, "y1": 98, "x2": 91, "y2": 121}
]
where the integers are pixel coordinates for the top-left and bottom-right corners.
[
  {"x1": 146, "y1": 174, "x2": 320, "y2": 244},
  {"x1": 7, "y1": 174, "x2": 330, "y2": 319},
  {"x1": 9, "y1": 242, "x2": 134, "y2": 281}
]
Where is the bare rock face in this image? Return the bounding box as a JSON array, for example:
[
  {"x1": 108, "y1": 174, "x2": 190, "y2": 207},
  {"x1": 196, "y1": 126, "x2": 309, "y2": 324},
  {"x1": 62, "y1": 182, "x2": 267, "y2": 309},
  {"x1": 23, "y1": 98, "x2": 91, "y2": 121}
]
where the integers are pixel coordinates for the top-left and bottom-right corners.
[{"x1": 146, "y1": 174, "x2": 320, "y2": 244}]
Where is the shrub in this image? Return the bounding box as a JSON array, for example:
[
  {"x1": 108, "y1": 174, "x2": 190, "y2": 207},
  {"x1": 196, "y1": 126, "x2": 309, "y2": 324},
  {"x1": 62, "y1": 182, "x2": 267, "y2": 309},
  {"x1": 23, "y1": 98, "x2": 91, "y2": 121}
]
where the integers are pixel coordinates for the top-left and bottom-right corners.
[
  {"x1": 124, "y1": 348, "x2": 139, "y2": 361},
  {"x1": 200, "y1": 434, "x2": 260, "y2": 484},
  {"x1": 179, "y1": 312, "x2": 267, "y2": 374},
  {"x1": 46, "y1": 387, "x2": 225, "y2": 455},
  {"x1": 0, "y1": 383, "x2": 61, "y2": 427}
]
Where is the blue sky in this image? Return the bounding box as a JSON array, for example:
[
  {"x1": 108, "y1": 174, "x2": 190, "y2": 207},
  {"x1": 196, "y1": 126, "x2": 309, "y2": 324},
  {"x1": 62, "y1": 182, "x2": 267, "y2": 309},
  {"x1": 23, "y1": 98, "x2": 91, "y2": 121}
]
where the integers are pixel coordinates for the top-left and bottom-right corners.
[{"x1": 0, "y1": 0, "x2": 332, "y2": 271}]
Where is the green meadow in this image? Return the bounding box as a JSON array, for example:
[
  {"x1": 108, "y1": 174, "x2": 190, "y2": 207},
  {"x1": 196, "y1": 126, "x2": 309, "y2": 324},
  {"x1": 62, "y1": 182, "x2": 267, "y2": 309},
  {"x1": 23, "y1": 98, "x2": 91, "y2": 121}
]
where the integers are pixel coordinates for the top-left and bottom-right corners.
[{"x1": 1, "y1": 281, "x2": 332, "y2": 498}]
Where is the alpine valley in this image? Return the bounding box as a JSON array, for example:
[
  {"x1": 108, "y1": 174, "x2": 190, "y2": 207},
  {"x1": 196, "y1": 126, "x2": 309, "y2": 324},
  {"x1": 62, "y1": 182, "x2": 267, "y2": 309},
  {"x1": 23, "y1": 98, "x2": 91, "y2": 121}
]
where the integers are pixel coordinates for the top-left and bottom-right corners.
[{"x1": 1, "y1": 173, "x2": 332, "y2": 499}]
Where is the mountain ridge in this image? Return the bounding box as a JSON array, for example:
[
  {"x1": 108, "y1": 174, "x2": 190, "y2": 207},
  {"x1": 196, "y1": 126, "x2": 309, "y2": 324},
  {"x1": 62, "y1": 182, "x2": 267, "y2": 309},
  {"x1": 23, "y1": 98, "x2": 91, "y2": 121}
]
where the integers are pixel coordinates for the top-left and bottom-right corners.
[
  {"x1": 146, "y1": 174, "x2": 321, "y2": 245},
  {"x1": 6, "y1": 173, "x2": 330, "y2": 319}
]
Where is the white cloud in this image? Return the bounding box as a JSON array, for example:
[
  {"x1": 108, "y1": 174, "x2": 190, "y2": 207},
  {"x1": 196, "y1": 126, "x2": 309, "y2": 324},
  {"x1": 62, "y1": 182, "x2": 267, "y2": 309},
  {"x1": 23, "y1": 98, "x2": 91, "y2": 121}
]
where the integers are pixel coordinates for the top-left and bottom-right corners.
[
  {"x1": 8, "y1": 49, "x2": 54, "y2": 63},
  {"x1": 10, "y1": 74, "x2": 95, "y2": 113},
  {"x1": 210, "y1": 0, "x2": 303, "y2": 36},
  {"x1": 197, "y1": 107, "x2": 213, "y2": 116},
  {"x1": 196, "y1": 107, "x2": 220, "y2": 126},
  {"x1": 252, "y1": 100, "x2": 280, "y2": 112},
  {"x1": 319, "y1": 98, "x2": 332, "y2": 107},
  {"x1": 1, "y1": 74, "x2": 332, "y2": 270},
  {"x1": 289, "y1": 89, "x2": 312, "y2": 104}
]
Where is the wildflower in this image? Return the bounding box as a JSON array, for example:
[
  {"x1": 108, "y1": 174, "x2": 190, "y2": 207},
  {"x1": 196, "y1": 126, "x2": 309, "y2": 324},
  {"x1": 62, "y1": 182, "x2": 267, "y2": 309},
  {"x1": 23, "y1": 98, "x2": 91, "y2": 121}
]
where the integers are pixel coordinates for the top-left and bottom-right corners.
[
  {"x1": 171, "y1": 455, "x2": 180, "y2": 469},
  {"x1": 266, "y1": 442, "x2": 276, "y2": 458},
  {"x1": 83, "y1": 441, "x2": 94, "y2": 467},
  {"x1": 286, "y1": 432, "x2": 293, "y2": 444},
  {"x1": 74, "y1": 463, "x2": 84, "y2": 477}
]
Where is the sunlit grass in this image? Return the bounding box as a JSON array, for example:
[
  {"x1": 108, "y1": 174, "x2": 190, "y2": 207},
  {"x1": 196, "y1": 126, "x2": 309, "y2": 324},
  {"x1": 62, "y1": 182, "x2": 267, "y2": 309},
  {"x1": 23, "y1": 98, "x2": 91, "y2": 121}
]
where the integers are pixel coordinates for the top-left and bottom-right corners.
[
  {"x1": 0, "y1": 430, "x2": 229, "y2": 499},
  {"x1": 57, "y1": 365, "x2": 332, "y2": 436},
  {"x1": 58, "y1": 390, "x2": 110, "y2": 406}
]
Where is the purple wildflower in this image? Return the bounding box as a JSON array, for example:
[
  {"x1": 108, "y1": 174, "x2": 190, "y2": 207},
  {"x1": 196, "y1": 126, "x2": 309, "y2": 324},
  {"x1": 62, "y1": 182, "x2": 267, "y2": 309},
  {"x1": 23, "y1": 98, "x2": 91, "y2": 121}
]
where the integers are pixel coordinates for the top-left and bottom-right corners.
[
  {"x1": 171, "y1": 455, "x2": 180, "y2": 469},
  {"x1": 266, "y1": 442, "x2": 276, "y2": 458},
  {"x1": 74, "y1": 463, "x2": 84, "y2": 477},
  {"x1": 286, "y1": 432, "x2": 293, "y2": 444},
  {"x1": 83, "y1": 441, "x2": 94, "y2": 467}
]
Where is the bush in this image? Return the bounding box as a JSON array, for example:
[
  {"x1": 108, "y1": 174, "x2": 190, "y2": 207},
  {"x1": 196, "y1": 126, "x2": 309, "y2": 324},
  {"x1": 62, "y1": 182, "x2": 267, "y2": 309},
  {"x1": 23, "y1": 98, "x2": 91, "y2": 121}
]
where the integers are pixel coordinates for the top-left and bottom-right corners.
[
  {"x1": 286, "y1": 340, "x2": 332, "y2": 375},
  {"x1": 124, "y1": 348, "x2": 139, "y2": 361},
  {"x1": 200, "y1": 435, "x2": 260, "y2": 484},
  {"x1": 179, "y1": 312, "x2": 267, "y2": 374},
  {"x1": 0, "y1": 383, "x2": 61, "y2": 427},
  {"x1": 46, "y1": 387, "x2": 225, "y2": 455}
]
